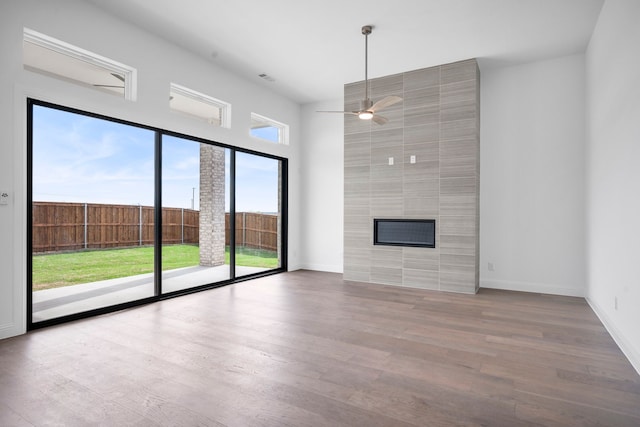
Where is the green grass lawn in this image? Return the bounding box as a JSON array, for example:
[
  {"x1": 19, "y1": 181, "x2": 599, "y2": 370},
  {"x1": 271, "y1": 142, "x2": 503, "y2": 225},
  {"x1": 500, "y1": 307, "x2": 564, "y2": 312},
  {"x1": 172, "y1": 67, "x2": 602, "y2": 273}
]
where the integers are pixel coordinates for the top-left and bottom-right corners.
[{"x1": 32, "y1": 245, "x2": 278, "y2": 291}]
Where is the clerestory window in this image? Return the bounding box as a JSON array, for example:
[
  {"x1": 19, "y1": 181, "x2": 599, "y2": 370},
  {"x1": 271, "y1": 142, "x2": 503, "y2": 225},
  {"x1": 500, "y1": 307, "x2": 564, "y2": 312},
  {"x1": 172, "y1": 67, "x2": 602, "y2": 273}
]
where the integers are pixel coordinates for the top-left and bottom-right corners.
[
  {"x1": 250, "y1": 113, "x2": 289, "y2": 145},
  {"x1": 23, "y1": 28, "x2": 136, "y2": 100},
  {"x1": 169, "y1": 83, "x2": 231, "y2": 128}
]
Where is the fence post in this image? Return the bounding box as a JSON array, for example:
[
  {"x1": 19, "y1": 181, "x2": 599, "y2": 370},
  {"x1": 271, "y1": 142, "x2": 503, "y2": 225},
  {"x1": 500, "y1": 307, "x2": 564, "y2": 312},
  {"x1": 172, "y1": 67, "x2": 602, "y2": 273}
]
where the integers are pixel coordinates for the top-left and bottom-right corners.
[
  {"x1": 84, "y1": 203, "x2": 88, "y2": 250},
  {"x1": 181, "y1": 208, "x2": 184, "y2": 244},
  {"x1": 139, "y1": 204, "x2": 142, "y2": 246}
]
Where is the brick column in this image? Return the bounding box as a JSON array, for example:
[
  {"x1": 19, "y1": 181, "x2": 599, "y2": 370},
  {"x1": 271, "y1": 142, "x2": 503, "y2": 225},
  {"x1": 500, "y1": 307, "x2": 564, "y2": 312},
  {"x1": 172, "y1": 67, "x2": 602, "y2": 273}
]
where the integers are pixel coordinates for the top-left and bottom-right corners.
[{"x1": 199, "y1": 145, "x2": 226, "y2": 266}]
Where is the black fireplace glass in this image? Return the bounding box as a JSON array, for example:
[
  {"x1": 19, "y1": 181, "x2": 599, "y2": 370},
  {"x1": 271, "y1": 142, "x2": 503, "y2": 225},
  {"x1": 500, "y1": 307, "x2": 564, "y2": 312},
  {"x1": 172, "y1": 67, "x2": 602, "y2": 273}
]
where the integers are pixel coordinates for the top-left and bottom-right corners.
[{"x1": 374, "y1": 219, "x2": 435, "y2": 248}]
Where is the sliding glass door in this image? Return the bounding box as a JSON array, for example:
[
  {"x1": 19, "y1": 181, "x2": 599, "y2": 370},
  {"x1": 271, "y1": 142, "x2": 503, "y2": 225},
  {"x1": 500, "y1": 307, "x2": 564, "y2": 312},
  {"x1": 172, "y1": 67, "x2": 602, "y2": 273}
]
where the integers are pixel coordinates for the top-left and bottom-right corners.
[
  {"x1": 234, "y1": 152, "x2": 282, "y2": 278},
  {"x1": 29, "y1": 100, "x2": 286, "y2": 328},
  {"x1": 30, "y1": 104, "x2": 156, "y2": 323},
  {"x1": 161, "y1": 136, "x2": 231, "y2": 293}
]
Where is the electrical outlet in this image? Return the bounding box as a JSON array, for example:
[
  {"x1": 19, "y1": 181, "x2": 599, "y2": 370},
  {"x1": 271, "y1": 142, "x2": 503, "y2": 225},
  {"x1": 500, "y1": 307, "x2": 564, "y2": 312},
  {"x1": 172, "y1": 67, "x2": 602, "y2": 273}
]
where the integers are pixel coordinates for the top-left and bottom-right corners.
[
  {"x1": 0, "y1": 190, "x2": 9, "y2": 205},
  {"x1": 488, "y1": 262, "x2": 494, "y2": 272},
  {"x1": 388, "y1": 157, "x2": 394, "y2": 166},
  {"x1": 410, "y1": 155, "x2": 416, "y2": 164}
]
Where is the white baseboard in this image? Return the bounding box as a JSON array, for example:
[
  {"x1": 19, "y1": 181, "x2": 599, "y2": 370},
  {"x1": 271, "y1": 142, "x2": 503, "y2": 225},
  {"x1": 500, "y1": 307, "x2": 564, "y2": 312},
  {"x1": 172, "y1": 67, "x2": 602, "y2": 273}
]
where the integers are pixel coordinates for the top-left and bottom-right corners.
[
  {"x1": 297, "y1": 263, "x2": 343, "y2": 274},
  {"x1": 586, "y1": 297, "x2": 640, "y2": 376},
  {"x1": 0, "y1": 321, "x2": 25, "y2": 340},
  {"x1": 286, "y1": 263, "x2": 301, "y2": 272},
  {"x1": 480, "y1": 278, "x2": 585, "y2": 297}
]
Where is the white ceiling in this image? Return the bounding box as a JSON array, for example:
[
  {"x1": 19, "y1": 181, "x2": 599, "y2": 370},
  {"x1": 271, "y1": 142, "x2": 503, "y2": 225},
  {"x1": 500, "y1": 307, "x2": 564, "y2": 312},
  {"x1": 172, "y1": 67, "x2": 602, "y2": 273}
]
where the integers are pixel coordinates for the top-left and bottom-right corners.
[{"x1": 85, "y1": 0, "x2": 604, "y2": 104}]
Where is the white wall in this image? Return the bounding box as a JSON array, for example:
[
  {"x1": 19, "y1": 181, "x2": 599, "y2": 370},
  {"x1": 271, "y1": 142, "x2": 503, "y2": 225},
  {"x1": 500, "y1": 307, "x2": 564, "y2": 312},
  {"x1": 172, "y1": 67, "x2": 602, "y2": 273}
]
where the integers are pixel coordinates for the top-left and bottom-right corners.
[
  {"x1": 0, "y1": 0, "x2": 301, "y2": 339},
  {"x1": 300, "y1": 100, "x2": 344, "y2": 273},
  {"x1": 586, "y1": 0, "x2": 640, "y2": 373},
  {"x1": 480, "y1": 54, "x2": 587, "y2": 297},
  {"x1": 299, "y1": 56, "x2": 590, "y2": 290}
]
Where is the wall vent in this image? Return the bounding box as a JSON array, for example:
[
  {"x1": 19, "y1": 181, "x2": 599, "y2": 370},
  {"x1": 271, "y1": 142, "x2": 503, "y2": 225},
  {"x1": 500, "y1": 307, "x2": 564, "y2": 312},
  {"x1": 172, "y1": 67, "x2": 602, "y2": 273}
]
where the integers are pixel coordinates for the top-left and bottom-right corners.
[{"x1": 258, "y1": 73, "x2": 276, "y2": 82}]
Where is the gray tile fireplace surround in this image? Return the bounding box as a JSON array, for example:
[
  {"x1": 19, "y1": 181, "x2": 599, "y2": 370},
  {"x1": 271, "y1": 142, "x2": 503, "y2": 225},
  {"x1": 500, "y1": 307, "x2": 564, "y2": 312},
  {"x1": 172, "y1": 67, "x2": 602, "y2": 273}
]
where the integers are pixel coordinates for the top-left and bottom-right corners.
[{"x1": 343, "y1": 59, "x2": 479, "y2": 293}]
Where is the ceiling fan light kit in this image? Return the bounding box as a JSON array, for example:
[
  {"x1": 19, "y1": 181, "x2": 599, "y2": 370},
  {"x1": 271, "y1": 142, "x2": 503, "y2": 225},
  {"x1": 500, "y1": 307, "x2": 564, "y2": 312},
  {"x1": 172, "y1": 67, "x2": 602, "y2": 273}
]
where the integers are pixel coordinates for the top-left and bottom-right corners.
[{"x1": 317, "y1": 25, "x2": 402, "y2": 125}]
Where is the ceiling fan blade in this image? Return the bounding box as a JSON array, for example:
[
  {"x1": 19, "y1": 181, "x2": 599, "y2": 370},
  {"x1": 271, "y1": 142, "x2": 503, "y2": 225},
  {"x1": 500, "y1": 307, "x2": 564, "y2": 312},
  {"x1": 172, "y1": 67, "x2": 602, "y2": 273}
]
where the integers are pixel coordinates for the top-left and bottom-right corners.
[
  {"x1": 110, "y1": 73, "x2": 125, "y2": 82},
  {"x1": 372, "y1": 115, "x2": 388, "y2": 125},
  {"x1": 316, "y1": 110, "x2": 358, "y2": 115},
  {"x1": 370, "y1": 95, "x2": 402, "y2": 113}
]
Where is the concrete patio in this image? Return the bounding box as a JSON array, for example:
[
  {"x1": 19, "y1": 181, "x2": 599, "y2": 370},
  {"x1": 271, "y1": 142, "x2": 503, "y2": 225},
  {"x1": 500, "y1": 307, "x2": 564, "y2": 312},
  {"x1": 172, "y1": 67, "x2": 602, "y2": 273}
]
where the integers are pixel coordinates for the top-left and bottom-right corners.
[{"x1": 32, "y1": 264, "x2": 268, "y2": 322}]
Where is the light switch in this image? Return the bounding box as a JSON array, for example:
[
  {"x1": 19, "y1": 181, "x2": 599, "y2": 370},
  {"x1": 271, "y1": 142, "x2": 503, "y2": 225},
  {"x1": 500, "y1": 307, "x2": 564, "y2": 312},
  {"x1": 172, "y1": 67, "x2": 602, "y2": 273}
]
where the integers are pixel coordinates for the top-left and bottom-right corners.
[
  {"x1": 388, "y1": 157, "x2": 394, "y2": 166},
  {"x1": 0, "y1": 190, "x2": 8, "y2": 206},
  {"x1": 410, "y1": 155, "x2": 416, "y2": 164}
]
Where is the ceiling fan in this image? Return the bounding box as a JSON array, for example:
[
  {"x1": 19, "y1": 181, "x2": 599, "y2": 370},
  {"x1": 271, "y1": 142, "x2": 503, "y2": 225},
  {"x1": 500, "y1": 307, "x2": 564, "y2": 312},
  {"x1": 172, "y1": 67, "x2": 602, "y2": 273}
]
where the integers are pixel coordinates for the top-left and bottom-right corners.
[{"x1": 318, "y1": 25, "x2": 402, "y2": 125}]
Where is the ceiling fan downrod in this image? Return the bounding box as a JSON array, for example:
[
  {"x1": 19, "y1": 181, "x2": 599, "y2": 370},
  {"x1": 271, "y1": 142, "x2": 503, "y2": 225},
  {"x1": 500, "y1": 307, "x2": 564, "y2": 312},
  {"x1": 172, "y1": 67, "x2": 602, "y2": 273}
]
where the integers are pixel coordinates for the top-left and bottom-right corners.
[{"x1": 362, "y1": 25, "x2": 372, "y2": 110}]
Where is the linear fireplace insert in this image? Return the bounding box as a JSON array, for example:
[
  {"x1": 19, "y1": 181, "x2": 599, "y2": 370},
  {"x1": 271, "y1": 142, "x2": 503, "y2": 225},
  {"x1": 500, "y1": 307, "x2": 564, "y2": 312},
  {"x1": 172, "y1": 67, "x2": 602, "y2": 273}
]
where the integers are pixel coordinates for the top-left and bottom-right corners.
[{"x1": 374, "y1": 219, "x2": 435, "y2": 248}]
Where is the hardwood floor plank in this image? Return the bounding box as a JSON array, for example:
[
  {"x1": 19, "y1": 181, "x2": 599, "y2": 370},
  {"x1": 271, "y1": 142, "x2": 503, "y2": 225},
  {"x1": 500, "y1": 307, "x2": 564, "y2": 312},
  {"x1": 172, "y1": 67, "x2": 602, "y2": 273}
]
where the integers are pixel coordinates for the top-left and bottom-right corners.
[
  {"x1": 1, "y1": 270, "x2": 639, "y2": 426},
  {"x1": 514, "y1": 390, "x2": 640, "y2": 427},
  {"x1": 0, "y1": 402, "x2": 34, "y2": 427},
  {"x1": 556, "y1": 367, "x2": 640, "y2": 394},
  {"x1": 369, "y1": 371, "x2": 529, "y2": 427}
]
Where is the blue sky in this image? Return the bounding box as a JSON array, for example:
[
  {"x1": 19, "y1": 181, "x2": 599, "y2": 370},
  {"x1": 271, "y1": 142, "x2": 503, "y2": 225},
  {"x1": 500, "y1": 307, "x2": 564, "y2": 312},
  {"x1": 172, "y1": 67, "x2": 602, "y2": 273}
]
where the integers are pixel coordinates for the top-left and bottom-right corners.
[{"x1": 32, "y1": 105, "x2": 280, "y2": 213}]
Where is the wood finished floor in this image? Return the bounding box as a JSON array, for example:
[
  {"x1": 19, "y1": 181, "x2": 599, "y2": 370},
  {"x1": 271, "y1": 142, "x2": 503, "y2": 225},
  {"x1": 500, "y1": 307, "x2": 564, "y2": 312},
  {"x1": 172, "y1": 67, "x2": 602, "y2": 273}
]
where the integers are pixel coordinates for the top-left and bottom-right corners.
[{"x1": 1, "y1": 270, "x2": 639, "y2": 426}]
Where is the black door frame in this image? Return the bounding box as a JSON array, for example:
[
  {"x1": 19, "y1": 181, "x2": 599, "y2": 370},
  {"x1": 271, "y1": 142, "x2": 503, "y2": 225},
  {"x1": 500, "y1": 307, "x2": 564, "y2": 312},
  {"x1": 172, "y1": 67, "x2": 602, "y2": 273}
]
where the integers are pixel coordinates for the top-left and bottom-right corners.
[{"x1": 27, "y1": 98, "x2": 288, "y2": 330}]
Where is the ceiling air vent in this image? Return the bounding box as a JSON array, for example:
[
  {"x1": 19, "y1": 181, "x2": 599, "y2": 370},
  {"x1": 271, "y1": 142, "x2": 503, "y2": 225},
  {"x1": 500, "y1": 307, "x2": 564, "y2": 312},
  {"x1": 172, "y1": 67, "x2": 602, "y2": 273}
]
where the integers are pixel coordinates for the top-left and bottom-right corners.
[{"x1": 258, "y1": 73, "x2": 276, "y2": 82}]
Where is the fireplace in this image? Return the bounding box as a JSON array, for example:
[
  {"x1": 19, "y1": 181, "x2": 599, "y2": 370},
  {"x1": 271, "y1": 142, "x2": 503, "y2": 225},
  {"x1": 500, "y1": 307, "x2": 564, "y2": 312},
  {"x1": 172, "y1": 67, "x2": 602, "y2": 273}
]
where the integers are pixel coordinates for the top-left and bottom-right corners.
[
  {"x1": 344, "y1": 59, "x2": 479, "y2": 292},
  {"x1": 374, "y1": 219, "x2": 435, "y2": 248}
]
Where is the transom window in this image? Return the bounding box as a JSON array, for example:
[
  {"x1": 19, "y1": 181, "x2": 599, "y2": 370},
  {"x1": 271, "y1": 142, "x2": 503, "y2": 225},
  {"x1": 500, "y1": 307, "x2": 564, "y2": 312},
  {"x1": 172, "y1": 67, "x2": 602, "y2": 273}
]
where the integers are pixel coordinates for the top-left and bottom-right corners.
[
  {"x1": 250, "y1": 113, "x2": 289, "y2": 144},
  {"x1": 169, "y1": 83, "x2": 231, "y2": 128},
  {"x1": 23, "y1": 28, "x2": 136, "y2": 100}
]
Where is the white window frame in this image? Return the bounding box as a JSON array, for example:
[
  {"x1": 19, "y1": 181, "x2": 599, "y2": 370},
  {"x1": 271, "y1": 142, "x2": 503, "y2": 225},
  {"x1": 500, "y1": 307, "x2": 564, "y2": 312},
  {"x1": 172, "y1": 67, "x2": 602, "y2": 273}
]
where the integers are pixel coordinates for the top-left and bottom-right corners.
[
  {"x1": 23, "y1": 28, "x2": 137, "y2": 101},
  {"x1": 169, "y1": 83, "x2": 231, "y2": 128},
  {"x1": 250, "y1": 113, "x2": 289, "y2": 145}
]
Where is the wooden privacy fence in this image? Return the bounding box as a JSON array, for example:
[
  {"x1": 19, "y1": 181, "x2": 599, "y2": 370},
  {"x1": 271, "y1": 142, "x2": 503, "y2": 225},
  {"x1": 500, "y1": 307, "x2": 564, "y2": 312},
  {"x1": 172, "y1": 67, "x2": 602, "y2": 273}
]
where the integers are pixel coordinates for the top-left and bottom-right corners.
[
  {"x1": 32, "y1": 202, "x2": 277, "y2": 253},
  {"x1": 225, "y1": 212, "x2": 278, "y2": 252}
]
